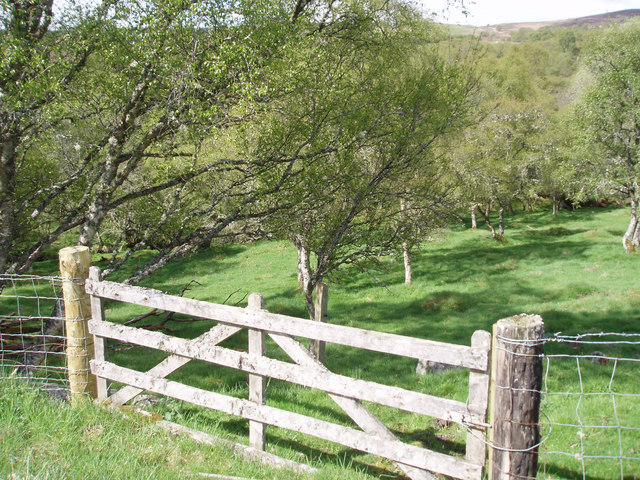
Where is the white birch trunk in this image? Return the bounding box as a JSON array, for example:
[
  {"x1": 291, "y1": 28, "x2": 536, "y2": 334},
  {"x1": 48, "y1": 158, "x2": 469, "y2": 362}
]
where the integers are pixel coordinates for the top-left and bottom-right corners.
[
  {"x1": 403, "y1": 241, "x2": 412, "y2": 285},
  {"x1": 471, "y1": 205, "x2": 477, "y2": 229},
  {"x1": 481, "y1": 203, "x2": 497, "y2": 239},
  {"x1": 294, "y1": 235, "x2": 310, "y2": 288},
  {"x1": 623, "y1": 196, "x2": 639, "y2": 252},
  {"x1": 292, "y1": 234, "x2": 316, "y2": 319}
]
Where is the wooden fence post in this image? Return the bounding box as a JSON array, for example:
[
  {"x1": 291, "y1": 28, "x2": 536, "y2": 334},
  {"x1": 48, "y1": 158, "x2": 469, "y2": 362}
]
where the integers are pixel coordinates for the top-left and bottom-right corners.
[
  {"x1": 309, "y1": 283, "x2": 328, "y2": 363},
  {"x1": 59, "y1": 246, "x2": 97, "y2": 400},
  {"x1": 89, "y1": 266, "x2": 109, "y2": 402},
  {"x1": 247, "y1": 293, "x2": 266, "y2": 451},
  {"x1": 489, "y1": 314, "x2": 544, "y2": 480},
  {"x1": 466, "y1": 330, "x2": 492, "y2": 474}
]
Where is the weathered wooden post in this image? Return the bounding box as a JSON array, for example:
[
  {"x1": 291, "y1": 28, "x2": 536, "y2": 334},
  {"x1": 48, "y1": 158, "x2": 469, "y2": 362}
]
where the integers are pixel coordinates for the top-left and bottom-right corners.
[
  {"x1": 247, "y1": 293, "x2": 266, "y2": 450},
  {"x1": 466, "y1": 330, "x2": 492, "y2": 475},
  {"x1": 309, "y1": 283, "x2": 328, "y2": 363},
  {"x1": 59, "y1": 246, "x2": 97, "y2": 400},
  {"x1": 89, "y1": 266, "x2": 109, "y2": 402},
  {"x1": 489, "y1": 314, "x2": 544, "y2": 480}
]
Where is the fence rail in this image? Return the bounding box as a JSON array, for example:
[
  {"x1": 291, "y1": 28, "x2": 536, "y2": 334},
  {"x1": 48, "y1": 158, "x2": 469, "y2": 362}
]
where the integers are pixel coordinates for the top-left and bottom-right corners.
[{"x1": 87, "y1": 267, "x2": 491, "y2": 480}]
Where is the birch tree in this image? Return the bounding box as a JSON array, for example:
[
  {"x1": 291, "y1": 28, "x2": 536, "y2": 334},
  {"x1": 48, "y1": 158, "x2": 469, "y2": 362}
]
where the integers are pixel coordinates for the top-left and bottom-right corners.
[
  {"x1": 254, "y1": 10, "x2": 475, "y2": 318},
  {"x1": 0, "y1": 0, "x2": 323, "y2": 275},
  {"x1": 574, "y1": 23, "x2": 640, "y2": 252},
  {"x1": 0, "y1": 0, "x2": 109, "y2": 273},
  {"x1": 455, "y1": 109, "x2": 546, "y2": 238}
]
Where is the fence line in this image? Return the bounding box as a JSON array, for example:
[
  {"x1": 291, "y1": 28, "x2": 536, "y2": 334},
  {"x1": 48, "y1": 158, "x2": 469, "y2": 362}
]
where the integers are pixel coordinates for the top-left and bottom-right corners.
[
  {"x1": 0, "y1": 274, "x2": 69, "y2": 395},
  {"x1": 493, "y1": 332, "x2": 640, "y2": 480},
  {"x1": 2, "y1": 267, "x2": 639, "y2": 480}
]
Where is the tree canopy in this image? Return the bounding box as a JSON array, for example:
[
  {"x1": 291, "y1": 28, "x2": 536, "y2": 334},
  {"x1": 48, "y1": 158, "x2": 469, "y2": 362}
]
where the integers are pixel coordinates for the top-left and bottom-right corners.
[{"x1": 573, "y1": 22, "x2": 640, "y2": 251}]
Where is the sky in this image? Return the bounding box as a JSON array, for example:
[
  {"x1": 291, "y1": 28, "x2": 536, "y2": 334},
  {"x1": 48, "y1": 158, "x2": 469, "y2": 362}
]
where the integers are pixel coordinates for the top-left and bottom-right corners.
[{"x1": 423, "y1": 0, "x2": 640, "y2": 26}]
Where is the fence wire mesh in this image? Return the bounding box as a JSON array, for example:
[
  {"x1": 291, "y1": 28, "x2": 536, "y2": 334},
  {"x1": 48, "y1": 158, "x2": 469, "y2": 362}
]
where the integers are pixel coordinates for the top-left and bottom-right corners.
[
  {"x1": 538, "y1": 332, "x2": 640, "y2": 480},
  {"x1": 0, "y1": 274, "x2": 69, "y2": 395}
]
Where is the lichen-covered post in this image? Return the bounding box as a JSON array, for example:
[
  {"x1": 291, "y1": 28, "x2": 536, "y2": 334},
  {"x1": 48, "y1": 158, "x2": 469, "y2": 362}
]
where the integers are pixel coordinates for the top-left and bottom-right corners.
[
  {"x1": 489, "y1": 314, "x2": 544, "y2": 480},
  {"x1": 59, "y1": 246, "x2": 97, "y2": 400}
]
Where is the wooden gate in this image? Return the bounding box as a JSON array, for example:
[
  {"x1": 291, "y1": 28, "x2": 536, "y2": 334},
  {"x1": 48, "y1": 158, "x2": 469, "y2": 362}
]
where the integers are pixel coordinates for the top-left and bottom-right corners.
[{"x1": 86, "y1": 267, "x2": 491, "y2": 480}]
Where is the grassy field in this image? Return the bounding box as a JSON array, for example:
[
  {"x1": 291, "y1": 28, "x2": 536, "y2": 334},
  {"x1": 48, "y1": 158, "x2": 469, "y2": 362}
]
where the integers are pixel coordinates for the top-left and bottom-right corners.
[{"x1": 2, "y1": 206, "x2": 639, "y2": 479}]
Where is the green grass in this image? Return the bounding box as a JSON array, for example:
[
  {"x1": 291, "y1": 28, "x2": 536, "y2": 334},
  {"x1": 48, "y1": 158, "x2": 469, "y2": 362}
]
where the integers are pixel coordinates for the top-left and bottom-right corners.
[
  {"x1": 0, "y1": 378, "x2": 366, "y2": 480},
  {"x1": 3, "y1": 206, "x2": 640, "y2": 479}
]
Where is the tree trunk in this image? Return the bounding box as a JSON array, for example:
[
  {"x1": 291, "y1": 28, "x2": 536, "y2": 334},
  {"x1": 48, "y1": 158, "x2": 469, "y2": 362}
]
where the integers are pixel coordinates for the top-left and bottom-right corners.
[
  {"x1": 403, "y1": 241, "x2": 412, "y2": 285},
  {"x1": 480, "y1": 202, "x2": 497, "y2": 239},
  {"x1": 293, "y1": 234, "x2": 311, "y2": 289},
  {"x1": 552, "y1": 196, "x2": 558, "y2": 217},
  {"x1": 498, "y1": 207, "x2": 504, "y2": 237},
  {"x1": 78, "y1": 145, "x2": 120, "y2": 247},
  {"x1": 292, "y1": 235, "x2": 316, "y2": 319},
  {"x1": 78, "y1": 196, "x2": 107, "y2": 247},
  {"x1": 303, "y1": 280, "x2": 316, "y2": 320},
  {"x1": 0, "y1": 135, "x2": 18, "y2": 273},
  {"x1": 623, "y1": 196, "x2": 639, "y2": 252},
  {"x1": 471, "y1": 204, "x2": 477, "y2": 229}
]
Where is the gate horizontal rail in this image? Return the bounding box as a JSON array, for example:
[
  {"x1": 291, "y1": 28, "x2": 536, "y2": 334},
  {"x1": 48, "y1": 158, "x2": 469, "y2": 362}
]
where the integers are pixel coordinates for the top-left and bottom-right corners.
[
  {"x1": 86, "y1": 278, "x2": 488, "y2": 371},
  {"x1": 87, "y1": 271, "x2": 491, "y2": 480}
]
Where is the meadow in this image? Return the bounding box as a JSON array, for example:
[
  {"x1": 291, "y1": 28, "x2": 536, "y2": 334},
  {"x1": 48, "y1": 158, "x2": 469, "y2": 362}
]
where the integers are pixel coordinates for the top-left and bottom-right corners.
[{"x1": 2, "y1": 205, "x2": 639, "y2": 479}]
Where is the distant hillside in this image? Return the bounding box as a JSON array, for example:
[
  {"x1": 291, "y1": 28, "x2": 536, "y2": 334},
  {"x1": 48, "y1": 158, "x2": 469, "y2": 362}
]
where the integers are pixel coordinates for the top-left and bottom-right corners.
[{"x1": 448, "y1": 9, "x2": 640, "y2": 42}]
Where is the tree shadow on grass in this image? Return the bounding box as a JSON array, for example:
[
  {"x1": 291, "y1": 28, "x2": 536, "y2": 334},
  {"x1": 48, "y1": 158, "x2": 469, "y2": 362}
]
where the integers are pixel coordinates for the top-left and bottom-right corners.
[
  {"x1": 262, "y1": 424, "x2": 464, "y2": 480},
  {"x1": 266, "y1": 435, "x2": 404, "y2": 479}
]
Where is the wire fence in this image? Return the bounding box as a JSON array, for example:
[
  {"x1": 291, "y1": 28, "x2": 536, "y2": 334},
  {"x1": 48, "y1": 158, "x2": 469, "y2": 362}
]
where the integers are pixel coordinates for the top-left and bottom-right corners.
[
  {"x1": 0, "y1": 274, "x2": 69, "y2": 396},
  {"x1": 1, "y1": 273, "x2": 638, "y2": 479},
  {"x1": 538, "y1": 332, "x2": 640, "y2": 480}
]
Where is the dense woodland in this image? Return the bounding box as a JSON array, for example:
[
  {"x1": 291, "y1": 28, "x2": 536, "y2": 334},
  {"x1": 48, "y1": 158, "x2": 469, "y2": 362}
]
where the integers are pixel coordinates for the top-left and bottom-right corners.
[{"x1": 1, "y1": 0, "x2": 640, "y2": 318}]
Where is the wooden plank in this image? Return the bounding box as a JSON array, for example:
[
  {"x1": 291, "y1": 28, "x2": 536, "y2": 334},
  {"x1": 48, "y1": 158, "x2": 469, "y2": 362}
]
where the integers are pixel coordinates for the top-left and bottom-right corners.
[
  {"x1": 89, "y1": 320, "x2": 486, "y2": 426},
  {"x1": 115, "y1": 404, "x2": 317, "y2": 474},
  {"x1": 157, "y1": 420, "x2": 318, "y2": 474},
  {"x1": 106, "y1": 323, "x2": 241, "y2": 407},
  {"x1": 269, "y1": 332, "x2": 437, "y2": 480},
  {"x1": 466, "y1": 330, "x2": 492, "y2": 474},
  {"x1": 92, "y1": 360, "x2": 482, "y2": 480},
  {"x1": 88, "y1": 267, "x2": 109, "y2": 402},
  {"x1": 247, "y1": 293, "x2": 266, "y2": 451},
  {"x1": 86, "y1": 279, "x2": 487, "y2": 370}
]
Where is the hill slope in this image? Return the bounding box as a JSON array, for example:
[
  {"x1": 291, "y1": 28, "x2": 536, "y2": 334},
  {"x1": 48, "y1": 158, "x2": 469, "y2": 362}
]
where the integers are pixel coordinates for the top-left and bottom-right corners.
[{"x1": 449, "y1": 9, "x2": 640, "y2": 41}]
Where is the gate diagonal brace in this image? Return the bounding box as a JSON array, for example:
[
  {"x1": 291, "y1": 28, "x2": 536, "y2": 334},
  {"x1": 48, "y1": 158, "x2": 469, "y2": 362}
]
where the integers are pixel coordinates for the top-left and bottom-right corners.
[
  {"x1": 106, "y1": 324, "x2": 241, "y2": 407},
  {"x1": 269, "y1": 332, "x2": 438, "y2": 480}
]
